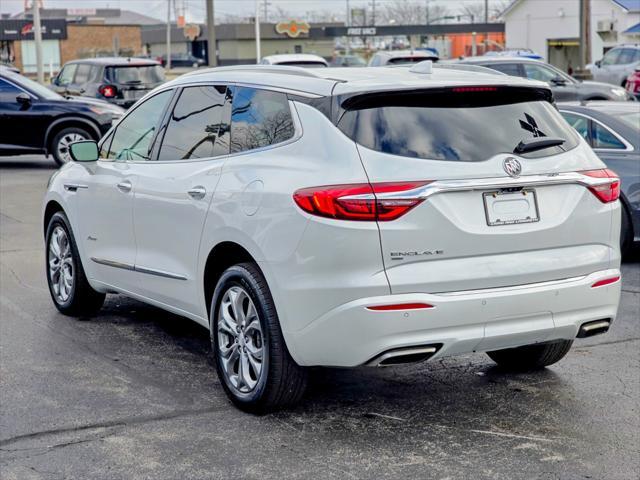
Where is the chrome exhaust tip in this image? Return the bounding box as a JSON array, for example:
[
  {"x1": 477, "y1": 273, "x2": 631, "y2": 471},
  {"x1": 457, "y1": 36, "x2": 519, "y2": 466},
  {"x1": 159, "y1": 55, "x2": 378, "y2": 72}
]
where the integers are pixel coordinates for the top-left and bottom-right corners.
[
  {"x1": 366, "y1": 345, "x2": 440, "y2": 367},
  {"x1": 577, "y1": 319, "x2": 611, "y2": 338}
]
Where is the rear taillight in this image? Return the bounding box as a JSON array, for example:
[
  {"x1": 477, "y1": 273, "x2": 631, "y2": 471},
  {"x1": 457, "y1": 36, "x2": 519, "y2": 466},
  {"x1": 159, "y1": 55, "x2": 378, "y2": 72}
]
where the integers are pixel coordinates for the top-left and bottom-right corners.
[
  {"x1": 581, "y1": 169, "x2": 620, "y2": 203},
  {"x1": 293, "y1": 181, "x2": 431, "y2": 221},
  {"x1": 98, "y1": 85, "x2": 117, "y2": 98},
  {"x1": 366, "y1": 302, "x2": 434, "y2": 311},
  {"x1": 591, "y1": 276, "x2": 620, "y2": 288}
]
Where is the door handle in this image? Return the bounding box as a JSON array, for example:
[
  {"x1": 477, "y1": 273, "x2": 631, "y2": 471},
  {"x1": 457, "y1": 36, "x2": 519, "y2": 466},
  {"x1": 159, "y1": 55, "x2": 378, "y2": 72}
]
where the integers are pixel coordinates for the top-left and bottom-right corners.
[
  {"x1": 187, "y1": 186, "x2": 206, "y2": 200},
  {"x1": 117, "y1": 180, "x2": 132, "y2": 193}
]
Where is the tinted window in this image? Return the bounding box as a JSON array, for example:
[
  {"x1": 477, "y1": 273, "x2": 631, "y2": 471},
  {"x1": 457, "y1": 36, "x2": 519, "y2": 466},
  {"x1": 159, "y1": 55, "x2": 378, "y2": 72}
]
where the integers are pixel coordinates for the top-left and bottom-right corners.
[
  {"x1": 602, "y1": 49, "x2": 620, "y2": 66},
  {"x1": 73, "y1": 64, "x2": 92, "y2": 84},
  {"x1": 339, "y1": 91, "x2": 579, "y2": 162},
  {"x1": 107, "y1": 65, "x2": 165, "y2": 84},
  {"x1": 58, "y1": 64, "x2": 76, "y2": 85},
  {"x1": 0, "y1": 78, "x2": 22, "y2": 102},
  {"x1": 158, "y1": 85, "x2": 229, "y2": 160},
  {"x1": 617, "y1": 49, "x2": 635, "y2": 65},
  {"x1": 488, "y1": 63, "x2": 522, "y2": 77},
  {"x1": 230, "y1": 87, "x2": 295, "y2": 153},
  {"x1": 561, "y1": 112, "x2": 590, "y2": 142},
  {"x1": 108, "y1": 90, "x2": 172, "y2": 161},
  {"x1": 592, "y1": 123, "x2": 625, "y2": 149}
]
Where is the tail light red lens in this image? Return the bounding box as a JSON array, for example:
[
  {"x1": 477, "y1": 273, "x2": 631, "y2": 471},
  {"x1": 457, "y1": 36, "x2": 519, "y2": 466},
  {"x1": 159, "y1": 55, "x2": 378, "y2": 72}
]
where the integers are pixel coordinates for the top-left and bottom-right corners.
[
  {"x1": 293, "y1": 181, "x2": 431, "y2": 221},
  {"x1": 591, "y1": 276, "x2": 620, "y2": 288},
  {"x1": 366, "y1": 302, "x2": 434, "y2": 311},
  {"x1": 581, "y1": 169, "x2": 620, "y2": 203},
  {"x1": 98, "y1": 85, "x2": 117, "y2": 98}
]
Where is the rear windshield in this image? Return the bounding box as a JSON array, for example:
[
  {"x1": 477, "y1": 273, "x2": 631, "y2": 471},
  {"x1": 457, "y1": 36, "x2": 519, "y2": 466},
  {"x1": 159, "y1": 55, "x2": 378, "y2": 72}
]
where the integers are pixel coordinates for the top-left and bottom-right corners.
[
  {"x1": 338, "y1": 89, "x2": 579, "y2": 161},
  {"x1": 107, "y1": 65, "x2": 165, "y2": 84}
]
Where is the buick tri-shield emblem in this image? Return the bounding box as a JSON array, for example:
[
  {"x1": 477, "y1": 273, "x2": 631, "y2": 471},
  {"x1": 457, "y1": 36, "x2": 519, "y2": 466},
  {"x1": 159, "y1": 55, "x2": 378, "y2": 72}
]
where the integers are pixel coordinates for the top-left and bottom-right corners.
[{"x1": 503, "y1": 157, "x2": 522, "y2": 178}]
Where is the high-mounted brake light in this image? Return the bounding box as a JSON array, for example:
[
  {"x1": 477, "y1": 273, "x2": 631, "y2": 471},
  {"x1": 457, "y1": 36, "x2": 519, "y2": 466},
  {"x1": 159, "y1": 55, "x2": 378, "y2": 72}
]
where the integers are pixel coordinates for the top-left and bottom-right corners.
[
  {"x1": 293, "y1": 181, "x2": 431, "y2": 221},
  {"x1": 451, "y1": 86, "x2": 498, "y2": 93},
  {"x1": 98, "y1": 85, "x2": 117, "y2": 98},
  {"x1": 581, "y1": 169, "x2": 620, "y2": 203},
  {"x1": 591, "y1": 276, "x2": 620, "y2": 288},
  {"x1": 366, "y1": 302, "x2": 434, "y2": 311}
]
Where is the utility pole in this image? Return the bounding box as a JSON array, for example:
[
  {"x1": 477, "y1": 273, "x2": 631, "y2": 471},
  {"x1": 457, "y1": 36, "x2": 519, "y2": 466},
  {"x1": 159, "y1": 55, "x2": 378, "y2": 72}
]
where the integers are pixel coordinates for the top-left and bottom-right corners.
[
  {"x1": 262, "y1": 0, "x2": 270, "y2": 23},
  {"x1": 255, "y1": 0, "x2": 261, "y2": 63},
  {"x1": 579, "y1": 0, "x2": 591, "y2": 72},
  {"x1": 166, "y1": 0, "x2": 172, "y2": 70},
  {"x1": 371, "y1": 0, "x2": 376, "y2": 26},
  {"x1": 206, "y1": 0, "x2": 216, "y2": 66},
  {"x1": 32, "y1": 0, "x2": 44, "y2": 84},
  {"x1": 425, "y1": 0, "x2": 430, "y2": 25},
  {"x1": 484, "y1": 0, "x2": 489, "y2": 52},
  {"x1": 345, "y1": 0, "x2": 350, "y2": 55}
]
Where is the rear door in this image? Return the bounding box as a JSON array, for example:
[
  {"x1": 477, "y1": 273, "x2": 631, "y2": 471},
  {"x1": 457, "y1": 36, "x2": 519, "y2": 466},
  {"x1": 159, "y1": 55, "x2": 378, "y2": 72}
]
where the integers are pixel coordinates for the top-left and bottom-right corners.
[{"x1": 338, "y1": 87, "x2": 616, "y2": 294}]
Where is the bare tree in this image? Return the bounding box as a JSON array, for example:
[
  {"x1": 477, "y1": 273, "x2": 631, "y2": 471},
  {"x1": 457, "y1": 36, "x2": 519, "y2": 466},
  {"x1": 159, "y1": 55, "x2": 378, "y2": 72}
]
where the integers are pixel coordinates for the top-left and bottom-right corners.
[
  {"x1": 458, "y1": 3, "x2": 485, "y2": 23},
  {"x1": 378, "y1": 1, "x2": 450, "y2": 26}
]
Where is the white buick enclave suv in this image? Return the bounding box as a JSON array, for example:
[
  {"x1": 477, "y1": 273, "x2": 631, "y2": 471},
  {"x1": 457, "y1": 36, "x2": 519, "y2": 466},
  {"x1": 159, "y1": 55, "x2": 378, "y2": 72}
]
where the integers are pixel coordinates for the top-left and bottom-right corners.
[{"x1": 43, "y1": 63, "x2": 622, "y2": 412}]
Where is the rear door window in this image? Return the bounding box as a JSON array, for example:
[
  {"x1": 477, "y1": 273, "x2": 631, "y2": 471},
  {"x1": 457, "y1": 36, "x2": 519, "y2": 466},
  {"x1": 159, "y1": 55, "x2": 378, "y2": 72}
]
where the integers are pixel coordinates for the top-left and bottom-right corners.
[
  {"x1": 158, "y1": 85, "x2": 230, "y2": 160},
  {"x1": 338, "y1": 89, "x2": 579, "y2": 162},
  {"x1": 488, "y1": 63, "x2": 522, "y2": 77},
  {"x1": 592, "y1": 123, "x2": 625, "y2": 149},
  {"x1": 230, "y1": 87, "x2": 295, "y2": 153},
  {"x1": 561, "y1": 112, "x2": 591, "y2": 143}
]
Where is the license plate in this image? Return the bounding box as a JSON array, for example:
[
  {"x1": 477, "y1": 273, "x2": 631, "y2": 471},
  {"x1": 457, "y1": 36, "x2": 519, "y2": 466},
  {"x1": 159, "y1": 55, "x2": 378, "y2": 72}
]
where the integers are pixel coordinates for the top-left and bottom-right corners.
[
  {"x1": 123, "y1": 89, "x2": 146, "y2": 100},
  {"x1": 483, "y1": 189, "x2": 540, "y2": 226}
]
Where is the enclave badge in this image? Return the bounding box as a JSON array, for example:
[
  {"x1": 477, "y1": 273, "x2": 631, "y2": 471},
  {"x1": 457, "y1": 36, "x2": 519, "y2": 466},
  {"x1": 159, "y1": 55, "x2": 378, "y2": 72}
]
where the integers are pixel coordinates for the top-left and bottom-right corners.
[{"x1": 503, "y1": 157, "x2": 522, "y2": 178}]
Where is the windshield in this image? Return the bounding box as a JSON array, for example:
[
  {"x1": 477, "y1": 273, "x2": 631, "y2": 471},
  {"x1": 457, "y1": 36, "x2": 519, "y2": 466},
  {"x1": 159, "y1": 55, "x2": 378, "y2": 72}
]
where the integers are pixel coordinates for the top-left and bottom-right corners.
[
  {"x1": 8, "y1": 73, "x2": 62, "y2": 100},
  {"x1": 338, "y1": 90, "x2": 578, "y2": 162},
  {"x1": 107, "y1": 65, "x2": 165, "y2": 84}
]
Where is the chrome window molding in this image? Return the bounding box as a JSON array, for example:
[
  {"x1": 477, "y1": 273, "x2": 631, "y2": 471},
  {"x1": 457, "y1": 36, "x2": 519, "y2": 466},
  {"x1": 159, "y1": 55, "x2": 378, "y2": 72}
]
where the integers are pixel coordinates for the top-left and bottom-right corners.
[
  {"x1": 559, "y1": 109, "x2": 634, "y2": 152},
  {"x1": 91, "y1": 257, "x2": 187, "y2": 280}
]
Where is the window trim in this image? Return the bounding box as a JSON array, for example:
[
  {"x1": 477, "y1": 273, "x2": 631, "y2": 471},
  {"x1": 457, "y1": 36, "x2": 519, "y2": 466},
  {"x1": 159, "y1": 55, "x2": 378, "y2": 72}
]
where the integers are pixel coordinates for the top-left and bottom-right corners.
[{"x1": 559, "y1": 109, "x2": 633, "y2": 152}]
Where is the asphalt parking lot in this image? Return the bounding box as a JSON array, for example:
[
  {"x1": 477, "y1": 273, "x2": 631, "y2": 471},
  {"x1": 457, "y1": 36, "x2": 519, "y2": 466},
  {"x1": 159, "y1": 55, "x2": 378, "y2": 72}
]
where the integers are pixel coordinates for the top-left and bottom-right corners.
[{"x1": 1, "y1": 156, "x2": 639, "y2": 480}]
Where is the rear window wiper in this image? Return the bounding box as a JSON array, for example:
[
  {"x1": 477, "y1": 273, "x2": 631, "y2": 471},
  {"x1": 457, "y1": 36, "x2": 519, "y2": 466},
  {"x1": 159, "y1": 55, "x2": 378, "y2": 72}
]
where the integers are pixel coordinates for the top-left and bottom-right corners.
[{"x1": 514, "y1": 137, "x2": 565, "y2": 154}]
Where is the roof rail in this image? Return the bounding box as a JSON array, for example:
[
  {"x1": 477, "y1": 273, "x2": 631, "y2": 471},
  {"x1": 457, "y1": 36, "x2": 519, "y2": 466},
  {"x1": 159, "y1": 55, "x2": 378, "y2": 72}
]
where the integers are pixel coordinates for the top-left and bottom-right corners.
[{"x1": 183, "y1": 64, "x2": 324, "y2": 79}]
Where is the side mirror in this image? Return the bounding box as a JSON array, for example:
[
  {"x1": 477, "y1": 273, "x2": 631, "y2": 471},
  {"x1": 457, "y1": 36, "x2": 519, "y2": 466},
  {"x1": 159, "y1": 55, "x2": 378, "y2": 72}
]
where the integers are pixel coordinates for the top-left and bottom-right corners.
[
  {"x1": 69, "y1": 140, "x2": 99, "y2": 162},
  {"x1": 595, "y1": 60, "x2": 602, "y2": 68},
  {"x1": 50, "y1": 76, "x2": 58, "y2": 85},
  {"x1": 550, "y1": 76, "x2": 568, "y2": 85},
  {"x1": 16, "y1": 92, "x2": 31, "y2": 105}
]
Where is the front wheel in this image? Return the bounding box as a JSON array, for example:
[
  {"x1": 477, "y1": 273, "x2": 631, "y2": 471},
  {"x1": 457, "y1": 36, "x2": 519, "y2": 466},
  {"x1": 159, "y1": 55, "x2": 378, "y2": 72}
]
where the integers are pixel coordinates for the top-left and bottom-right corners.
[
  {"x1": 487, "y1": 340, "x2": 573, "y2": 371},
  {"x1": 211, "y1": 263, "x2": 307, "y2": 413},
  {"x1": 51, "y1": 127, "x2": 92, "y2": 166},
  {"x1": 45, "y1": 212, "x2": 105, "y2": 316}
]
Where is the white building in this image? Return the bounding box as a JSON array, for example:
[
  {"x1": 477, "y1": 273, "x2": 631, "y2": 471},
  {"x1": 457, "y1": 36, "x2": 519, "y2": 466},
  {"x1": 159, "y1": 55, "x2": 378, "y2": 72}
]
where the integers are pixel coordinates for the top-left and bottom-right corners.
[{"x1": 503, "y1": 0, "x2": 640, "y2": 71}]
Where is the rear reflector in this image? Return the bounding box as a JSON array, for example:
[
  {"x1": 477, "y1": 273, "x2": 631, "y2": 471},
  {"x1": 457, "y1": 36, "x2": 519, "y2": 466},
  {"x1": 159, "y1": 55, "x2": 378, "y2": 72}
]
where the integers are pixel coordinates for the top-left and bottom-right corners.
[
  {"x1": 366, "y1": 302, "x2": 434, "y2": 311},
  {"x1": 581, "y1": 169, "x2": 620, "y2": 203},
  {"x1": 293, "y1": 181, "x2": 431, "y2": 221},
  {"x1": 591, "y1": 276, "x2": 620, "y2": 288}
]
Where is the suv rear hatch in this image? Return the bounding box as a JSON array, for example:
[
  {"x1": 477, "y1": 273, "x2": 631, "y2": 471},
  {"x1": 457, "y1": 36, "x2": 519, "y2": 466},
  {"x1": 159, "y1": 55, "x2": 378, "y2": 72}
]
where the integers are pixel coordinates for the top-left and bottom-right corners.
[
  {"x1": 105, "y1": 64, "x2": 165, "y2": 106},
  {"x1": 336, "y1": 86, "x2": 619, "y2": 293}
]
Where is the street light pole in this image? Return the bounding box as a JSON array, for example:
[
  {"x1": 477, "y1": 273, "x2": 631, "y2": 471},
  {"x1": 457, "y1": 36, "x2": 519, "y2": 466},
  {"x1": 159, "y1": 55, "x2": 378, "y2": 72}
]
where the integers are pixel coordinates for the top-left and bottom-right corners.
[
  {"x1": 32, "y1": 0, "x2": 44, "y2": 84},
  {"x1": 206, "y1": 0, "x2": 217, "y2": 66},
  {"x1": 166, "y1": 0, "x2": 172, "y2": 70},
  {"x1": 255, "y1": 0, "x2": 261, "y2": 63}
]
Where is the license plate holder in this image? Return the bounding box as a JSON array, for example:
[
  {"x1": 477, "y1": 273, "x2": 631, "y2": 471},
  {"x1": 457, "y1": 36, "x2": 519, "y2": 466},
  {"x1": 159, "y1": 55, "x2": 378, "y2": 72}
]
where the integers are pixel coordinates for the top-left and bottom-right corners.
[{"x1": 483, "y1": 188, "x2": 540, "y2": 226}]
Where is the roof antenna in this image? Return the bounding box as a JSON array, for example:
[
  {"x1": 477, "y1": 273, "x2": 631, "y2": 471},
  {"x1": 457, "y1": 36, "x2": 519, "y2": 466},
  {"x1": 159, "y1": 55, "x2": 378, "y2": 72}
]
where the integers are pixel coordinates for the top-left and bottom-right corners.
[{"x1": 410, "y1": 60, "x2": 433, "y2": 74}]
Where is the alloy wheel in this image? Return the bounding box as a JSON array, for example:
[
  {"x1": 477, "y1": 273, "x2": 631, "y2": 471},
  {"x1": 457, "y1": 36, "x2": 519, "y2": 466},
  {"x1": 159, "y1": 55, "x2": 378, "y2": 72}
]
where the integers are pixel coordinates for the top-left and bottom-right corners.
[
  {"x1": 56, "y1": 132, "x2": 88, "y2": 164},
  {"x1": 48, "y1": 226, "x2": 74, "y2": 303},
  {"x1": 217, "y1": 286, "x2": 264, "y2": 393}
]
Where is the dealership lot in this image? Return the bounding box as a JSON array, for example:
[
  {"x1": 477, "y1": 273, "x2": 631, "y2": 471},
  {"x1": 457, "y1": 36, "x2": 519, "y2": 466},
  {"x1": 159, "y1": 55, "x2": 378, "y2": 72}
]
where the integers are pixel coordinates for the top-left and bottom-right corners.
[{"x1": 1, "y1": 157, "x2": 639, "y2": 479}]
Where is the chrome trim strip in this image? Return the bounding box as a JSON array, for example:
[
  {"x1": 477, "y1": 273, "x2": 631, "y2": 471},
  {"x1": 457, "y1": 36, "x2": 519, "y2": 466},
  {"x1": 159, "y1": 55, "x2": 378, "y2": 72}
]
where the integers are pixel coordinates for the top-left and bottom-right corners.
[
  {"x1": 63, "y1": 183, "x2": 88, "y2": 191},
  {"x1": 434, "y1": 274, "x2": 589, "y2": 297},
  {"x1": 91, "y1": 258, "x2": 187, "y2": 280},
  {"x1": 134, "y1": 265, "x2": 188, "y2": 281},
  {"x1": 91, "y1": 257, "x2": 135, "y2": 271},
  {"x1": 342, "y1": 172, "x2": 615, "y2": 201}
]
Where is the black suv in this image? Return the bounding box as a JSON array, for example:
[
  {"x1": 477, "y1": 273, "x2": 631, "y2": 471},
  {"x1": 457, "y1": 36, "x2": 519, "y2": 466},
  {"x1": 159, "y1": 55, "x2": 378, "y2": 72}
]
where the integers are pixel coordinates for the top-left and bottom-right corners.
[
  {"x1": 0, "y1": 70, "x2": 123, "y2": 165},
  {"x1": 51, "y1": 57, "x2": 166, "y2": 109}
]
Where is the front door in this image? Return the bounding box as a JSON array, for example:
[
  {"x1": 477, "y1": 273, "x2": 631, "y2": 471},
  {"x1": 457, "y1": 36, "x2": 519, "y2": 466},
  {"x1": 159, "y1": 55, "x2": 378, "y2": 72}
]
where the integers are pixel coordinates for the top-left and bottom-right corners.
[
  {"x1": 128, "y1": 84, "x2": 231, "y2": 317},
  {"x1": 77, "y1": 88, "x2": 175, "y2": 292}
]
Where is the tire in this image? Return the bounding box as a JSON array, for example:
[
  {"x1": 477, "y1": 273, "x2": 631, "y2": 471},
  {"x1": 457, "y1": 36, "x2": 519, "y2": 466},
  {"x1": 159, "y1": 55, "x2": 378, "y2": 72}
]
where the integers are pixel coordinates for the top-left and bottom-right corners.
[
  {"x1": 486, "y1": 340, "x2": 573, "y2": 371},
  {"x1": 45, "y1": 211, "x2": 105, "y2": 316},
  {"x1": 210, "y1": 263, "x2": 307, "y2": 413},
  {"x1": 51, "y1": 127, "x2": 92, "y2": 167},
  {"x1": 621, "y1": 202, "x2": 633, "y2": 258}
]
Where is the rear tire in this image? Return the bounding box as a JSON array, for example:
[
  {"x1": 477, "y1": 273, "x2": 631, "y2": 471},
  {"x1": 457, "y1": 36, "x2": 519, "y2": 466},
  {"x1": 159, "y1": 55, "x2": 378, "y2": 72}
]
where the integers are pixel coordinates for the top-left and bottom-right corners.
[
  {"x1": 45, "y1": 212, "x2": 105, "y2": 316},
  {"x1": 51, "y1": 127, "x2": 92, "y2": 166},
  {"x1": 211, "y1": 263, "x2": 307, "y2": 413},
  {"x1": 487, "y1": 340, "x2": 573, "y2": 371},
  {"x1": 621, "y1": 203, "x2": 633, "y2": 258}
]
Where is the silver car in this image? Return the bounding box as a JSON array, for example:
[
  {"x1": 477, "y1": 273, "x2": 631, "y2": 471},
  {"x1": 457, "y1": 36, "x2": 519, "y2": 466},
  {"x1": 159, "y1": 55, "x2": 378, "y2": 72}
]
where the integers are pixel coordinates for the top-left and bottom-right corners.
[{"x1": 589, "y1": 45, "x2": 640, "y2": 87}]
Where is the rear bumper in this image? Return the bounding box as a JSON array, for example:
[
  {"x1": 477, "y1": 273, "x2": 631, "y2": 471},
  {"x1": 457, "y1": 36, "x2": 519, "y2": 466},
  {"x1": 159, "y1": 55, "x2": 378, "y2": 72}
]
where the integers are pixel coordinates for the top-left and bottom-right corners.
[{"x1": 287, "y1": 269, "x2": 621, "y2": 367}]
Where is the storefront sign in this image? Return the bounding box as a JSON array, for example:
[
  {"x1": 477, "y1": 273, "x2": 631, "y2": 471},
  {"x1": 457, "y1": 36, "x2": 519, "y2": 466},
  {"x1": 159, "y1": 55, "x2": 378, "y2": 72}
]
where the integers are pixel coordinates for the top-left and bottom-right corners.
[
  {"x1": 275, "y1": 20, "x2": 310, "y2": 38},
  {"x1": 183, "y1": 24, "x2": 201, "y2": 41},
  {"x1": 0, "y1": 19, "x2": 67, "y2": 40}
]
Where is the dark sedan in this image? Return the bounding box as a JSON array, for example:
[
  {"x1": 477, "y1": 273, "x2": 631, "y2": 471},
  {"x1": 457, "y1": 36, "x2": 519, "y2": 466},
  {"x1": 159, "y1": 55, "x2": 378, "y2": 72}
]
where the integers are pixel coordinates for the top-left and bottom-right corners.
[
  {"x1": 457, "y1": 57, "x2": 634, "y2": 102},
  {"x1": 559, "y1": 102, "x2": 640, "y2": 255},
  {"x1": 1, "y1": 70, "x2": 123, "y2": 166}
]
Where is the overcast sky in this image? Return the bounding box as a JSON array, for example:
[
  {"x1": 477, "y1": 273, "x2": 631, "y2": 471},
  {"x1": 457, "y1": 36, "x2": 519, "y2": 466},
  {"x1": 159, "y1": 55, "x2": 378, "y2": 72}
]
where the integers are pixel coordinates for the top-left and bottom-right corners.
[{"x1": 0, "y1": 0, "x2": 501, "y2": 23}]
